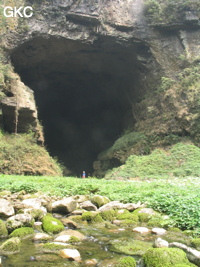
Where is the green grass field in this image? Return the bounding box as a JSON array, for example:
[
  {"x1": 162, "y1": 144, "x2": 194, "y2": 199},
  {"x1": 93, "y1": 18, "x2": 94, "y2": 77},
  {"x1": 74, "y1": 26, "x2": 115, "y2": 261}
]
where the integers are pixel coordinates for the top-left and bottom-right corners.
[{"x1": 0, "y1": 175, "x2": 199, "y2": 234}]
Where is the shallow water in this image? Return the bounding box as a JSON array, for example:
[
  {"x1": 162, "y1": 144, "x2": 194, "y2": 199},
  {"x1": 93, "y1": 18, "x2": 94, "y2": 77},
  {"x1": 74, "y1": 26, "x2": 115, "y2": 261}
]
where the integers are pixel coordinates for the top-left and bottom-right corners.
[{"x1": 0, "y1": 224, "x2": 192, "y2": 266}]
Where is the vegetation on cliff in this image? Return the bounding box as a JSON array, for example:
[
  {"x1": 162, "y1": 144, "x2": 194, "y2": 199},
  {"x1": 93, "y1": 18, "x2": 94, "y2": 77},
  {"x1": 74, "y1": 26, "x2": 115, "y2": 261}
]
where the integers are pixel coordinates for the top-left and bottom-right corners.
[
  {"x1": 144, "y1": 0, "x2": 200, "y2": 26},
  {"x1": 0, "y1": 131, "x2": 63, "y2": 176},
  {"x1": 105, "y1": 143, "x2": 200, "y2": 179}
]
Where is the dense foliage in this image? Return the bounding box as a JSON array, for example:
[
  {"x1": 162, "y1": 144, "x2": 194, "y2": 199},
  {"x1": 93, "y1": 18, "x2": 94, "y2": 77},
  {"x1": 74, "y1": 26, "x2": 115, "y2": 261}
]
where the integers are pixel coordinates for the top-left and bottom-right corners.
[{"x1": 105, "y1": 143, "x2": 200, "y2": 179}]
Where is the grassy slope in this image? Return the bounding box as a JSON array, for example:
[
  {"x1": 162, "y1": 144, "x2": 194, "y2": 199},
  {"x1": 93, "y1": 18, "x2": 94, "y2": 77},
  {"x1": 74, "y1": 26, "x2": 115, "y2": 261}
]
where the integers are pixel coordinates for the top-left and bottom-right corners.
[
  {"x1": 105, "y1": 143, "x2": 200, "y2": 179},
  {"x1": 0, "y1": 131, "x2": 63, "y2": 176},
  {"x1": 0, "y1": 175, "x2": 199, "y2": 232}
]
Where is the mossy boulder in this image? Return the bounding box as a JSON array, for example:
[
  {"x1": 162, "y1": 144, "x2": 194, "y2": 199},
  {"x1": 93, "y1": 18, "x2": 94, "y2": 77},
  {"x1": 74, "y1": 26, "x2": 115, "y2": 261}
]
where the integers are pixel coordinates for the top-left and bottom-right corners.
[
  {"x1": 110, "y1": 238, "x2": 152, "y2": 256},
  {"x1": 6, "y1": 214, "x2": 35, "y2": 232},
  {"x1": 67, "y1": 215, "x2": 83, "y2": 223},
  {"x1": 9, "y1": 227, "x2": 34, "y2": 238},
  {"x1": 91, "y1": 195, "x2": 110, "y2": 208},
  {"x1": 82, "y1": 211, "x2": 104, "y2": 224},
  {"x1": 42, "y1": 215, "x2": 64, "y2": 234},
  {"x1": 56, "y1": 230, "x2": 85, "y2": 242},
  {"x1": 191, "y1": 238, "x2": 200, "y2": 250},
  {"x1": 147, "y1": 214, "x2": 169, "y2": 228},
  {"x1": 0, "y1": 219, "x2": 8, "y2": 238},
  {"x1": 120, "y1": 219, "x2": 138, "y2": 227},
  {"x1": 117, "y1": 212, "x2": 138, "y2": 222},
  {"x1": 100, "y1": 209, "x2": 117, "y2": 221},
  {"x1": 168, "y1": 227, "x2": 182, "y2": 233},
  {"x1": 39, "y1": 242, "x2": 70, "y2": 253},
  {"x1": 115, "y1": 256, "x2": 136, "y2": 267},
  {"x1": 0, "y1": 237, "x2": 21, "y2": 254},
  {"x1": 164, "y1": 231, "x2": 191, "y2": 245},
  {"x1": 138, "y1": 213, "x2": 152, "y2": 223},
  {"x1": 105, "y1": 222, "x2": 118, "y2": 229},
  {"x1": 26, "y1": 208, "x2": 46, "y2": 220},
  {"x1": 174, "y1": 265, "x2": 196, "y2": 267},
  {"x1": 0, "y1": 191, "x2": 11, "y2": 197},
  {"x1": 143, "y1": 248, "x2": 193, "y2": 267}
]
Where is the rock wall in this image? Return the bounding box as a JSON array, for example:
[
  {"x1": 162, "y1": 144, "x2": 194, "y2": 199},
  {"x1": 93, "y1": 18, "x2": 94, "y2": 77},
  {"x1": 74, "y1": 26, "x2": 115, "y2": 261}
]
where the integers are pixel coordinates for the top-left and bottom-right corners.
[{"x1": 0, "y1": 0, "x2": 200, "y2": 175}]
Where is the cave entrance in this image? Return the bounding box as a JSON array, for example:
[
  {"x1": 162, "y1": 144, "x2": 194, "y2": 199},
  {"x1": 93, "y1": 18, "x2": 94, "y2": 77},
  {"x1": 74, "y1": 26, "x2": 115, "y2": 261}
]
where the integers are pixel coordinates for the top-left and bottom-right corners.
[{"x1": 11, "y1": 36, "x2": 145, "y2": 176}]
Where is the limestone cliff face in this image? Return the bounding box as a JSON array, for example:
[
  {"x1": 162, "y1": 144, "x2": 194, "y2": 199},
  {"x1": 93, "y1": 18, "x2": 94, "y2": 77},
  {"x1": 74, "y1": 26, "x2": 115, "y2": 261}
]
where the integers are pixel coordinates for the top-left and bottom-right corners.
[{"x1": 0, "y1": 0, "x2": 200, "y2": 175}]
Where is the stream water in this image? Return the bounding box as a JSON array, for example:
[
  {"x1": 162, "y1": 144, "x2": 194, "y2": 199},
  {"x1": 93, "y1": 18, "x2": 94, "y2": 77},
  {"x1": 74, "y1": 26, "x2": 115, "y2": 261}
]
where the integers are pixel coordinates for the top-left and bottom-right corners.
[{"x1": 0, "y1": 224, "x2": 157, "y2": 266}]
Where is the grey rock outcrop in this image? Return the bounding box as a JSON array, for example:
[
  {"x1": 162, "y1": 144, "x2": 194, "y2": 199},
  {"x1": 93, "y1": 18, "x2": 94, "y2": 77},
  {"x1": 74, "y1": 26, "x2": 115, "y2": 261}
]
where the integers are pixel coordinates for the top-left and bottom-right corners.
[
  {"x1": 0, "y1": 199, "x2": 15, "y2": 218},
  {"x1": 80, "y1": 201, "x2": 97, "y2": 211},
  {"x1": 6, "y1": 214, "x2": 34, "y2": 231},
  {"x1": 52, "y1": 197, "x2": 77, "y2": 214}
]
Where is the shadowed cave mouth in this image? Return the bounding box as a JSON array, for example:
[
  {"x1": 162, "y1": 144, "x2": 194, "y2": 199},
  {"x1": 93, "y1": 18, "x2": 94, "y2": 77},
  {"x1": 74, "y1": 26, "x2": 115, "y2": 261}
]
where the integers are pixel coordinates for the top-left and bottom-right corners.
[{"x1": 11, "y1": 36, "x2": 149, "y2": 176}]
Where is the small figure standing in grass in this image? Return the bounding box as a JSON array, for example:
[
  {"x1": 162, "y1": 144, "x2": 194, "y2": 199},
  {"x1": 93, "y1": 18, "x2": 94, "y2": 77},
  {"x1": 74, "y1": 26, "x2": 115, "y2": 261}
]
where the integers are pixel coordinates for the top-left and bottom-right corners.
[{"x1": 82, "y1": 171, "x2": 86, "y2": 178}]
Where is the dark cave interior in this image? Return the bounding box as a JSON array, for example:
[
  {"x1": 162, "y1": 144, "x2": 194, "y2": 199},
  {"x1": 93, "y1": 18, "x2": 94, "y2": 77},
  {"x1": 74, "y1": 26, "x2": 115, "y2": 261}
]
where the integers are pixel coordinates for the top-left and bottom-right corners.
[{"x1": 11, "y1": 36, "x2": 148, "y2": 176}]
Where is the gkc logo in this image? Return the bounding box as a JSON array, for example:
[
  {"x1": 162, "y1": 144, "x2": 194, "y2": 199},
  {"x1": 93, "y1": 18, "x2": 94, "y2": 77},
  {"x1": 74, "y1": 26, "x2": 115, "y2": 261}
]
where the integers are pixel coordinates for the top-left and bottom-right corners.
[{"x1": 3, "y1": 6, "x2": 33, "y2": 18}]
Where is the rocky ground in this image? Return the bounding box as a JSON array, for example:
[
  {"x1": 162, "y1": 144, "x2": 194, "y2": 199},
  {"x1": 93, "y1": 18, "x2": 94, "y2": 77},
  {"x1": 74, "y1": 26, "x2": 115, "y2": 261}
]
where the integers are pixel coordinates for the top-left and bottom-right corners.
[{"x1": 0, "y1": 191, "x2": 199, "y2": 266}]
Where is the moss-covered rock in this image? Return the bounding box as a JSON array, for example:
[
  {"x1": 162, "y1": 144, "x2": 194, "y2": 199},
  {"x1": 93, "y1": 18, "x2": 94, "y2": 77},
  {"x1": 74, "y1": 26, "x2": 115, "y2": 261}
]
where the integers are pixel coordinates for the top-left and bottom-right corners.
[
  {"x1": 117, "y1": 212, "x2": 138, "y2": 222},
  {"x1": 191, "y1": 238, "x2": 200, "y2": 250},
  {"x1": 0, "y1": 191, "x2": 11, "y2": 197},
  {"x1": 82, "y1": 211, "x2": 104, "y2": 224},
  {"x1": 120, "y1": 219, "x2": 138, "y2": 227},
  {"x1": 0, "y1": 237, "x2": 21, "y2": 254},
  {"x1": 91, "y1": 195, "x2": 110, "y2": 208},
  {"x1": 147, "y1": 214, "x2": 169, "y2": 228},
  {"x1": 115, "y1": 256, "x2": 136, "y2": 267},
  {"x1": 9, "y1": 227, "x2": 34, "y2": 238},
  {"x1": 0, "y1": 219, "x2": 8, "y2": 238},
  {"x1": 57, "y1": 230, "x2": 85, "y2": 241},
  {"x1": 164, "y1": 230, "x2": 191, "y2": 245},
  {"x1": 105, "y1": 222, "x2": 118, "y2": 229},
  {"x1": 168, "y1": 227, "x2": 182, "y2": 233},
  {"x1": 110, "y1": 238, "x2": 152, "y2": 256},
  {"x1": 115, "y1": 211, "x2": 138, "y2": 227},
  {"x1": 143, "y1": 248, "x2": 192, "y2": 267},
  {"x1": 6, "y1": 214, "x2": 35, "y2": 232},
  {"x1": 38, "y1": 242, "x2": 70, "y2": 253},
  {"x1": 100, "y1": 209, "x2": 117, "y2": 221},
  {"x1": 138, "y1": 212, "x2": 152, "y2": 223},
  {"x1": 174, "y1": 264, "x2": 196, "y2": 267},
  {"x1": 27, "y1": 208, "x2": 45, "y2": 220},
  {"x1": 42, "y1": 215, "x2": 64, "y2": 234},
  {"x1": 67, "y1": 215, "x2": 83, "y2": 223}
]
